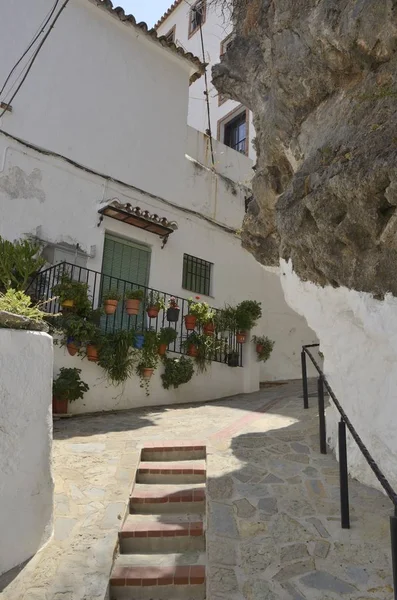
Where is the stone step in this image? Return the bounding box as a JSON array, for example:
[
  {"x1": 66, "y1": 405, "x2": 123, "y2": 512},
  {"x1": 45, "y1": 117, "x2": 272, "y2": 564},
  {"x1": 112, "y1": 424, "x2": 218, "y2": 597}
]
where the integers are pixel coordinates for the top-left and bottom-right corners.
[
  {"x1": 140, "y1": 442, "x2": 206, "y2": 462},
  {"x1": 119, "y1": 514, "x2": 205, "y2": 553},
  {"x1": 110, "y1": 553, "x2": 205, "y2": 600},
  {"x1": 136, "y1": 460, "x2": 206, "y2": 484},
  {"x1": 130, "y1": 483, "x2": 206, "y2": 514}
]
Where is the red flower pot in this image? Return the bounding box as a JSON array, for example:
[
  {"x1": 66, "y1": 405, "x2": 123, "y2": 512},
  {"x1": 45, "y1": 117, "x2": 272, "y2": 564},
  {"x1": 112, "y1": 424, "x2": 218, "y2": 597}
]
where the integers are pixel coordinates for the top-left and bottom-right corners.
[
  {"x1": 236, "y1": 332, "x2": 247, "y2": 344},
  {"x1": 203, "y1": 322, "x2": 215, "y2": 336},
  {"x1": 256, "y1": 344, "x2": 264, "y2": 354},
  {"x1": 187, "y1": 344, "x2": 198, "y2": 357},
  {"x1": 142, "y1": 368, "x2": 154, "y2": 380},
  {"x1": 86, "y1": 344, "x2": 99, "y2": 362},
  {"x1": 158, "y1": 343, "x2": 167, "y2": 356},
  {"x1": 125, "y1": 299, "x2": 141, "y2": 316},
  {"x1": 147, "y1": 307, "x2": 160, "y2": 319},
  {"x1": 53, "y1": 396, "x2": 68, "y2": 414},
  {"x1": 67, "y1": 341, "x2": 79, "y2": 357},
  {"x1": 185, "y1": 314, "x2": 197, "y2": 331},
  {"x1": 104, "y1": 299, "x2": 118, "y2": 315}
]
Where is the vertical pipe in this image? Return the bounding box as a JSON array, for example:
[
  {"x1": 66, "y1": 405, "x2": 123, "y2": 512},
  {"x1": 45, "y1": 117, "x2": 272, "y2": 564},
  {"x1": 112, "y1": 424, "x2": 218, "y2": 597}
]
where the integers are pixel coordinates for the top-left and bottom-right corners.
[
  {"x1": 391, "y1": 509, "x2": 397, "y2": 600},
  {"x1": 301, "y1": 350, "x2": 309, "y2": 409},
  {"x1": 318, "y1": 375, "x2": 327, "y2": 454},
  {"x1": 339, "y1": 420, "x2": 350, "y2": 529}
]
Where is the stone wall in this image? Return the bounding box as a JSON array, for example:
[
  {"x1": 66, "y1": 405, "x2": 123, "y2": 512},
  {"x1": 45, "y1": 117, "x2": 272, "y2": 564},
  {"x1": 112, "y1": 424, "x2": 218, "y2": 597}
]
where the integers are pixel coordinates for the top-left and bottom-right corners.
[{"x1": 0, "y1": 330, "x2": 54, "y2": 576}]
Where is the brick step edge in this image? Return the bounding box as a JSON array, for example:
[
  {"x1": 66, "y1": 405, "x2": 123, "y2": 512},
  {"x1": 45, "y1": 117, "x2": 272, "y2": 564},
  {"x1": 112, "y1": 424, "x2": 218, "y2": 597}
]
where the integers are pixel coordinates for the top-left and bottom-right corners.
[
  {"x1": 120, "y1": 520, "x2": 204, "y2": 539},
  {"x1": 138, "y1": 462, "x2": 206, "y2": 475},
  {"x1": 110, "y1": 565, "x2": 206, "y2": 586},
  {"x1": 130, "y1": 489, "x2": 205, "y2": 505},
  {"x1": 141, "y1": 442, "x2": 206, "y2": 452}
]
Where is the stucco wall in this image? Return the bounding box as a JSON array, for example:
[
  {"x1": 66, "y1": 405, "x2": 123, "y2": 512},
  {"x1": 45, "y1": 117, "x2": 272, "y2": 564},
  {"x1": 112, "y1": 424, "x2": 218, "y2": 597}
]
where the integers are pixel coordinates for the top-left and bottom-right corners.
[
  {"x1": 0, "y1": 330, "x2": 54, "y2": 576},
  {"x1": 280, "y1": 258, "x2": 397, "y2": 493}
]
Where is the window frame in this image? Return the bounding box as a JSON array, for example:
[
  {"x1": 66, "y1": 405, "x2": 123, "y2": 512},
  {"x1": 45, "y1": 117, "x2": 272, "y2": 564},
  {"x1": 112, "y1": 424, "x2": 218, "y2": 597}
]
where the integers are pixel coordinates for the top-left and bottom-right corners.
[
  {"x1": 188, "y1": 0, "x2": 206, "y2": 38},
  {"x1": 182, "y1": 253, "x2": 213, "y2": 297},
  {"x1": 217, "y1": 106, "x2": 249, "y2": 156},
  {"x1": 219, "y1": 34, "x2": 234, "y2": 105},
  {"x1": 164, "y1": 25, "x2": 176, "y2": 44}
]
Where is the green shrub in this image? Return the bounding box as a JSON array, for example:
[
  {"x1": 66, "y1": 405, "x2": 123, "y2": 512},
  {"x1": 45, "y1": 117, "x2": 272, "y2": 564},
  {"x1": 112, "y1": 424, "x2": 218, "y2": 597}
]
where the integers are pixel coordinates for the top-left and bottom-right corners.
[
  {"x1": 125, "y1": 289, "x2": 144, "y2": 300},
  {"x1": 235, "y1": 300, "x2": 262, "y2": 331},
  {"x1": 98, "y1": 330, "x2": 138, "y2": 386},
  {"x1": 161, "y1": 356, "x2": 194, "y2": 389},
  {"x1": 53, "y1": 367, "x2": 89, "y2": 402},
  {"x1": 0, "y1": 289, "x2": 46, "y2": 327},
  {"x1": 102, "y1": 289, "x2": 122, "y2": 302},
  {"x1": 0, "y1": 236, "x2": 45, "y2": 292},
  {"x1": 159, "y1": 327, "x2": 178, "y2": 345},
  {"x1": 52, "y1": 273, "x2": 91, "y2": 315}
]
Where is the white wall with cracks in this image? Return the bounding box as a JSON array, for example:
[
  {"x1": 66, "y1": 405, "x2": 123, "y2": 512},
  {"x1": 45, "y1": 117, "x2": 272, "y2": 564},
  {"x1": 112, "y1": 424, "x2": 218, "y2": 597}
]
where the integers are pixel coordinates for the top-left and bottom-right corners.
[{"x1": 280, "y1": 258, "x2": 397, "y2": 493}]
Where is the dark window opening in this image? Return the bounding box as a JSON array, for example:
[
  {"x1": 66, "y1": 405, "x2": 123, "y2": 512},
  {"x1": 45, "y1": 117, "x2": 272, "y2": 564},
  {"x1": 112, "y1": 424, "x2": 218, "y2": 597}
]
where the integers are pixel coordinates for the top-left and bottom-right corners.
[
  {"x1": 165, "y1": 27, "x2": 175, "y2": 43},
  {"x1": 182, "y1": 253, "x2": 212, "y2": 296},
  {"x1": 189, "y1": 0, "x2": 205, "y2": 36},
  {"x1": 224, "y1": 111, "x2": 247, "y2": 154}
]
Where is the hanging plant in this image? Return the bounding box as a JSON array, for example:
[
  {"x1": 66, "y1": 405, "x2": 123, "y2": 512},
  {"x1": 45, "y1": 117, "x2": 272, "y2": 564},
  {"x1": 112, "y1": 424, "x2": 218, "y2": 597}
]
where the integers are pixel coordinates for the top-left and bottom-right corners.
[
  {"x1": 102, "y1": 288, "x2": 122, "y2": 315},
  {"x1": 183, "y1": 332, "x2": 221, "y2": 373},
  {"x1": 161, "y1": 356, "x2": 194, "y2": 389},
  {"x1": 158, "y1": 327, "x2": 178, "y2": 355},
  {"x1": 252, "y1": 335, "x2": 275, "y2": 363},
  {"x1": 125, "y1": 288, "x2": 144, "y2": 315},
  {"x1": 166, "y1": 296, "x2": 180, "y2": 323},
  {"x1": 145, "y1": 291, "x2": 166, "y2": 319},
  {"x1": 52, "y1": 273, "x2": 91, "y2": 315},
  {"x1": 137, "y1": 330, "x2": 160, "y2": 395},
  {"x1": 97, "y1": 330, "x2": 138, "y2": 385}
]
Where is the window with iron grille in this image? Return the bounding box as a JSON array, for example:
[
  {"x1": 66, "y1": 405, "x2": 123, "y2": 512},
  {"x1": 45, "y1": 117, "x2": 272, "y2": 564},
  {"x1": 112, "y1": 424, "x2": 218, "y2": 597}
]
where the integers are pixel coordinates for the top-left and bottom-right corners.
[
  {"x1": 182, "y1": 254, "x2": 212, "y2": 296},
  {"x1": 224, "y1": 111, "x2": 247, "y2": 154},
  {"x1": 189, "y1": 0, "x2": 206, "y2": 36}
]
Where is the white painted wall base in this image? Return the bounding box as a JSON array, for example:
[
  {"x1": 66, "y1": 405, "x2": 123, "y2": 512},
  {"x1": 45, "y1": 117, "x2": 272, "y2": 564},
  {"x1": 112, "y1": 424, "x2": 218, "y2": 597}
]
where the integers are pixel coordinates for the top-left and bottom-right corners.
[
  {"x1": 54, "y1": 339, "x2": 259, "y2": 415},
  {"x1": 0, "y1": 330, "x2": 54, "y2": 576},
  {"x1": 280, "y1": 259, "x2": 397, "y2": 495}
]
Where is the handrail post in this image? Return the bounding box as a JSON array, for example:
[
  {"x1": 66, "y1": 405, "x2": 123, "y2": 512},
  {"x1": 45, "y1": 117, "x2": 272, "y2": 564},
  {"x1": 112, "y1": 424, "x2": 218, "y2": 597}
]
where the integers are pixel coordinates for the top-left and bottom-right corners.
[
  {"x1": 339, "y1": 420, "x2": 350, "y2": 529},
  {"x1": 318, "y1": 375, "x2": 327, "y2": 454},
  {"x1": 391, "y1": 507, "x2": 397, "y2": 600},
  {"x1": 301, "y1": 349, "x2": 309, "y2": 409}
]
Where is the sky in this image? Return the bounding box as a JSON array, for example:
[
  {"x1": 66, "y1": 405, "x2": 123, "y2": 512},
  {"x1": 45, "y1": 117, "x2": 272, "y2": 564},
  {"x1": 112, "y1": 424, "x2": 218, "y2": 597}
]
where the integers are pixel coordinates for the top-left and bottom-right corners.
[{"x1": 116, "y1": 1, "x2": 175, "y2": 27}]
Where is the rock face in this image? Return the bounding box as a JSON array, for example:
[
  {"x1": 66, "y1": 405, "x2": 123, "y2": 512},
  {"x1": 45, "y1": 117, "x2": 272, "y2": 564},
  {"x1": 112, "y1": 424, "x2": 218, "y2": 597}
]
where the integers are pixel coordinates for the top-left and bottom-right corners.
[{"x1": 213, "y1": 0, "x2": 397, "y2": 298}]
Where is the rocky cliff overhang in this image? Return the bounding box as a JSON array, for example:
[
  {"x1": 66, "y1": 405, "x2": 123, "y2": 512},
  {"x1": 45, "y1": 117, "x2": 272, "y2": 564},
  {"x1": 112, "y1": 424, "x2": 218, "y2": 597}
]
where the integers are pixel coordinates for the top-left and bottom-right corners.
[{"x1": 213, "y1": 0, "x2": 397, "y2": 298}]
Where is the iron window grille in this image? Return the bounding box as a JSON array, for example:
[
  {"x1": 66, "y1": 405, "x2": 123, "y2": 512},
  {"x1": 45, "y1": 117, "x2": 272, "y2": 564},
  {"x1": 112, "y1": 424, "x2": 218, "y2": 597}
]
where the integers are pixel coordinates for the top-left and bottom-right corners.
[
  {"x1": 224, "y1": 111, "x2": 247, "y2": 154},
  {"x1": 182, "y1": 253, "x2": 212, "y2": 296}
]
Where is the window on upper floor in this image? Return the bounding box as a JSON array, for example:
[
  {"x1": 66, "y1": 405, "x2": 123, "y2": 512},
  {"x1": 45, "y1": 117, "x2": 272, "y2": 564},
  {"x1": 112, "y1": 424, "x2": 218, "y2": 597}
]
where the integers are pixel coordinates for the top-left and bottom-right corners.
[
  {"x1": 221, "y1": 109, "x2": 248, "y2": 155},
  {"x1": 189, "y1": 0, "x2": 206, "y2": 37},
  {"x1": 220, "y1": 33, "x2": 234, "y2": 58},
  {"x1": 164, "y1": 26, "x2": 176, "y2": 43},
  {"x1": 182, "y1": 253, "x2": 213, "y2": 296}
]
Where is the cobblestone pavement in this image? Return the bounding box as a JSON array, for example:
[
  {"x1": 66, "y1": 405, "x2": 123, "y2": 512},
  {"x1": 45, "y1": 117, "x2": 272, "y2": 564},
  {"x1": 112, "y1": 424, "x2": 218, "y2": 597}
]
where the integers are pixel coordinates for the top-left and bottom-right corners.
[{"x1": 1, "y1": 380, "x2": 393, "y2": 599}]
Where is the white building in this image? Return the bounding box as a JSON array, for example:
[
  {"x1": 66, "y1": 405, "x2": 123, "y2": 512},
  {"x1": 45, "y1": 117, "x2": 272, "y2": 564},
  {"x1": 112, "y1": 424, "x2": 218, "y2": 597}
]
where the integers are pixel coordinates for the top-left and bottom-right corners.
[
  {"x1": 0, "y1": 0, "x2": 316, "y2": 413},
  {"x1": 156, "y1": 0, "x2": 256, "y2": 161}
]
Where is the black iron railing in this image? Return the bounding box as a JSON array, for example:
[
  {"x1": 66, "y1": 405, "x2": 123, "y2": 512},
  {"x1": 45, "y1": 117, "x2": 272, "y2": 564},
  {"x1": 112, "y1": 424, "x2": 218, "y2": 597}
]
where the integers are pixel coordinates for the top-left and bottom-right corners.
[
  {"x1": 301, "y1": 344, "x2": 397, "y2": 598},
  {"x1": 28, "y1": 261, "x2": 243, "y2": 367}
]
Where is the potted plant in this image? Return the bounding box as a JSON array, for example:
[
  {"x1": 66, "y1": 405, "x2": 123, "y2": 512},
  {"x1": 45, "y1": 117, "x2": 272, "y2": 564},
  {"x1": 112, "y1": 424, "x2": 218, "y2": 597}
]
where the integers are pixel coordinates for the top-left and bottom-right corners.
[
  {"x1": 146, "y1": 291, "x2": 166, "y2": 319},
  {"x1": 185, "y1": 296, "x2": 208, "y2": 331},
  {"x1": 137, "y1": 330, "x2": 160, "y2": 395},
  {"x1": 158, "y1": 326, "x2": 178, "y2": 355},
  {"x1": 166, "y1": 296, "x2": 180, "y2": 323},
  {"x1": 252, "y1": 335, "x2": 275, "y2": 362},
  {"x1": 53, "y1": 273, "x2": 91, "y2": 314},
  {"x1": 102, "y1": 288, "x2": 121, "y2": 315},
  {"x1": 184, "y1": 331, "x2": 201, "y2": 357},
  {"x1": 52, "y1": 367, "x2": 89, "y2": 414},
  {"x1": 202, "y1": 306, "x2": 216, "y2": 336},
  {"x1": 85, "y1": 323, "x2": 102, "y2": 362},
  {"x1": 161, "y1": 356, "x2": 194, "y2": 389},
  {"x1": 97, "y1": 330, "x2": 138, "y2": 385},
  {"x1": 235, "y1": 300, "x2": 262, "y2": 344},
  {"x1": 125, "y1": 288, "x2": 144, "y2": 316}
]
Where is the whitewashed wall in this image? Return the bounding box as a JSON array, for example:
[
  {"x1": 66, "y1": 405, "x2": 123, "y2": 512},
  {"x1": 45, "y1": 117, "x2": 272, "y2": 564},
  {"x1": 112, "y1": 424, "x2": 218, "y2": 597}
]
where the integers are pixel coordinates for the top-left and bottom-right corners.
[
  {"x1": 157, "y1": 2, "x2": 257, "y2": 160},
  {"x1": 0, "y1": 330, "x2": 53, "y2": 576},
  {"x1": 281, "y1": 259, "x2": 397, "y2": 493}
]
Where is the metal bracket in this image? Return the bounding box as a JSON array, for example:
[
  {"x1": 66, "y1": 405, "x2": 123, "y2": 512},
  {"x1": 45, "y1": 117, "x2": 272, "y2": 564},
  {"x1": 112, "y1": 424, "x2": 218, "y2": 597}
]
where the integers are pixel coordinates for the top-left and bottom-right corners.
[{"x1": 160, "y1": 233, "x2": 170, "y2": 249}]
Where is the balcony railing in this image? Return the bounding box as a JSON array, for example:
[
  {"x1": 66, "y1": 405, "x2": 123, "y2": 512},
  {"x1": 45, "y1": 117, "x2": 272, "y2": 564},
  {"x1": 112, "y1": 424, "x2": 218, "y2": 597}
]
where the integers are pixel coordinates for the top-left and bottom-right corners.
[{"x1": 28, "y1": 261, "x2": 243, "y2": 367}]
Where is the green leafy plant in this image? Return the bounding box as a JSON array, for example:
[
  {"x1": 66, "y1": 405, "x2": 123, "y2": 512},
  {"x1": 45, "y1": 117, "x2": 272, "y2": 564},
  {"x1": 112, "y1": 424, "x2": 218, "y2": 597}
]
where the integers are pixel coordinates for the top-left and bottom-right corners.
[
  {"x1": 145, "y1": 291, "x2": 166, "y2": 310},
  {"x1": 252, "y1": 335, "x2": 274, "y2": 363},
  {"x1": 235, "y1": 300, "x2": 262, "y2": 332},
  {"x1": 0, "y1": 289, "x2": 46, "y2": 328},
  {"x1": 137, "y1": 330, "x2": 160, "y2": 395},
  {"x1": 159, "y1": 327, "x2": 178, "y2": 345},
  {"x1": 216, "y1": 305, "x2": 237, "y2": 331},
  {"x1": 161, "y1": 356, "x2": 194, "y2": 389},
  {"x1": 187, "y1": 296, "x2": 215, "y2": 324},
  {"x1": 183, "y1": 331, "x2": 220, "y2": 373},
  {"x1": 0, "y1": 236, "x2": 45, "y2": 292},
  {"x1": 125, "y1": 289, "x2": 144, "y2": 300},
  {"x1": 56, "y1": 314, "x2": 99, "y2": 348},
  {"x1": 102, "y1": 288, "x2": 122, "y2": 301},
  {"x1": 98, "y1": 329, "x2": 138, "y2": 386},
  {"x1": 53, "y1": 367, "x2": 89, "y2": 402},
  {"x1": 52, "y1": 273, "x2": 91, "y2": 314}
]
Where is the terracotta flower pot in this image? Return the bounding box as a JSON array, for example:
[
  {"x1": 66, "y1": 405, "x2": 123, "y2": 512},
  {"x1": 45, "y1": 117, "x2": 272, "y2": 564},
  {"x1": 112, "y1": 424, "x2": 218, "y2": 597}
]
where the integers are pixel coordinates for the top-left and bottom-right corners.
[
  {"x1": 142, "y1": 367, "x2": 154, "y2": 380},
  {"x1": 236, "y1": 332, "x2": 247, "y2": 344},
  {"x1": 53, "y1": 396, "x2": 68, "y2": 414},
  {"x1": 167, "y1": 307, "x2": 180, "y2": 322},
  {"x1": 256, "y1": 344, "x2": 264, "y2": 354},
  {"x1": 203, "y1": 322, "x2": 215, "y2": 337},
  {"x1": 104, "y1": 299, "x2": 118, "y2": 315},
  {"x1": 61, "y1": 299, "x2": 74, "y2": 308},
  {"x1": 67, "y1": 340, "x2": 79, "y2": 357},
  {"x1": 158, "y1": 343, "x2": 168, "y2": 356},
  {"x1": 185, "y1": 314, "x2": 197, "y2": 331},
  {"x1": 125, "y1": 299, "x2": 141, "y2": 315},
  {"x1": 86, "y1": 344, "x2": 99, "y2": 362},
  {"x1": 147, "y1": 306, "x2": 160, "y2": 319},
  {"x1": 187, "y1": 344, "x2": 198, "y2": 357}
]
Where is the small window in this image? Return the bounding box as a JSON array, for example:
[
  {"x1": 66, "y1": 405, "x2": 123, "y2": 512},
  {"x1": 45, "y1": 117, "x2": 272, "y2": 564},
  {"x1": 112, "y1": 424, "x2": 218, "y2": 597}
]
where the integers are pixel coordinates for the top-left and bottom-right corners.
[
  {"x1": 189, "y1": 0, "x2": 206, "y2": 37},
  {"x1": 220, "y1": 34, "x2": 234, "y2": 58},
  {"x1": 164, "y1": 26, "x2": 176, "y2": 43},
  {"x1": 224, "y1": 111, "x2": 247, "y2": 154},
  {"x1": 182, "y1": 253, "x2": 212, "y2": 296}
]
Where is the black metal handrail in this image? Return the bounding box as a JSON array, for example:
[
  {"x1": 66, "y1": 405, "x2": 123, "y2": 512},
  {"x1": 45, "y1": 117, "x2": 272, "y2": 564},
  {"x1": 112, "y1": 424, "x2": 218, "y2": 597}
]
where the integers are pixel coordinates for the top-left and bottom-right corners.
[
  {"x1": 27, "y1": 262, "x2": 244, "y2": 367},
  {"x1": 301, "y1": 343, "x2": 397, "y2": 598}
]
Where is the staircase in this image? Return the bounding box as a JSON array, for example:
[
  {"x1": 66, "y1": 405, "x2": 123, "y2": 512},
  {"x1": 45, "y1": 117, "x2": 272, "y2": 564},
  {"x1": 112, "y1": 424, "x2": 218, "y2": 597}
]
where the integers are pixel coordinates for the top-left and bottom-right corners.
[{"x1": 109, "y1": 442, "x2": 207, "y2": 600}]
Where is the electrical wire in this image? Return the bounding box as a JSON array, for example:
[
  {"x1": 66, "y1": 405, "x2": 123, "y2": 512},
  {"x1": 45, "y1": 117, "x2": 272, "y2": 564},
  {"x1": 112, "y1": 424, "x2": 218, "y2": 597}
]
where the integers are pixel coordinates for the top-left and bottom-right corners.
[
  {"x1": 0, "y1": 0, "x2": 71, "y2": 119},
  {"x1": 0, "y1": 0, "x2": 61, "y2": 99},
  {"x1": 197, "y1": 7, "x2": 215, "y2": 167}
]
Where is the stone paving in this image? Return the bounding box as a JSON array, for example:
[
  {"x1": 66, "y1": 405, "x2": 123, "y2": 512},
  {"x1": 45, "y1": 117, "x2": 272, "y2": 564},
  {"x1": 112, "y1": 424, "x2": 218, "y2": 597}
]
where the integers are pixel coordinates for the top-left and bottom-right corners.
[{"x1": 1, "y1": 380, "x2": 394, "y2": 599}]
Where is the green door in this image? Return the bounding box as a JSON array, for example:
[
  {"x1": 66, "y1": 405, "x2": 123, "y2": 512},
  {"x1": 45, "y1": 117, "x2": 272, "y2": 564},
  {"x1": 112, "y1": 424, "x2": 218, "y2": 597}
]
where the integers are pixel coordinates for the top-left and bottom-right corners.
[{"x1": 101, "y1": 234, "x2": 151, "y2": 332}]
